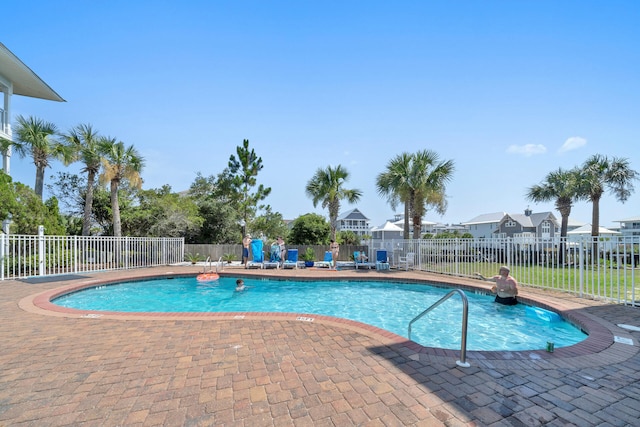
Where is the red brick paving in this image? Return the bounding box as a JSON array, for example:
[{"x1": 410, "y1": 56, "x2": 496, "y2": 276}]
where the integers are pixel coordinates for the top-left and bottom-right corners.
[{"x1": 1, "y1": 265, "x2": 639, "y2": 426}]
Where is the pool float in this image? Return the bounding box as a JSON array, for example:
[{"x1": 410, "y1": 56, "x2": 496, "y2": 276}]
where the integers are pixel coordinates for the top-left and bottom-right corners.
[{"x1": 196, "y1": 272, "x2": 220, "y2": 282}]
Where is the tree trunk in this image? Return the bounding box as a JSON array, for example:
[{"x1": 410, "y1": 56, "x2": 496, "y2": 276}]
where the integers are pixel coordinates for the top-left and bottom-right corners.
[
  {"x1": 403, "y1": 202, "x2": 410, "y2": 239},
  {"x1": 35, "y1": 166, "x2": 45, "y2": 200},
  {"x1": 591, "y1": 196, "x2": 601, "y2": 237},
  {"x1": 111, "y1": 180, "x2": 121, "y2": 237},
  {"x1": 412, "y1": 214, "x2": 422, "y2": 239},
  {"x1": 82, "y1": 170, "x2": 95, "y2": 236}
]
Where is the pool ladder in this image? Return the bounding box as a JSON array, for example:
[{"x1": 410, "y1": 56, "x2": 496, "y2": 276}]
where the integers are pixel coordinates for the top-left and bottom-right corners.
[
  {"x1": 408, "y1": 289, "x2": 470, "y2": 368},
  {"x1": 203, "y1": 257, "x2": 224, "y2": 273}
]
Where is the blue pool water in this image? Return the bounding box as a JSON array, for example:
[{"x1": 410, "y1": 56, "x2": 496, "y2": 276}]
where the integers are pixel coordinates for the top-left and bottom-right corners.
[{"x1": 53, "y1": 277, "x2": 587, "y2": 351}]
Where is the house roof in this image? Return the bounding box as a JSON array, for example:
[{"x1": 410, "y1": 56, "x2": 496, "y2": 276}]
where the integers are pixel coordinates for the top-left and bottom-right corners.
[
  {"x1": 337, "y1": 208, "x2": 369, "y2": 221},
  {"x1": 391, "y1": 216, "x2": 437, "y2": 227},
  {"x1": 614, "y1": 216, "x2": 640, "y2": 222},
  {"x1": 567, "y1": 217, "x2": 586, "y2": 228},
  {"x1": 567, "y1": 224, "x2": 620, "y2": 235},
  {"x1": 371, "y1": 221, "x2": 403, "y2": 232},
  {"x1": 462, "y1": 212, "x2": 507, "y2": 225},
  {"x1": 504, "y1": 212, "x2": 557, "y2": 228},
  {"x1": 0, "y1": 43, "x2": 65, "y2": 102}
]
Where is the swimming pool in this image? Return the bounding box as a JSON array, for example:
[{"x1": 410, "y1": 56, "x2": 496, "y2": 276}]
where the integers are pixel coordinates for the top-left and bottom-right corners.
[{"x1": 52, "y1": 276, "x2": 587, "y2": 352}]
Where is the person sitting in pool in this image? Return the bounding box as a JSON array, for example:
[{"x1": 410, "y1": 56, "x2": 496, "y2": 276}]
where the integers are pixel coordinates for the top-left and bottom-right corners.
[
  {"x1": 476, "y1": 266, "x2": 518, "y2": 305},
  {"x1": 235, "y1": 279, "x2": 246, "y2": 292}
]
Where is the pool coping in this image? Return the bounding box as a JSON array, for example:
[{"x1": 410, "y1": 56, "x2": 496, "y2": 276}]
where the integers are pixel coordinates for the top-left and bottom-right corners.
[{"x1": 18, "y1": 268, "x2": 632, "y2": 365}]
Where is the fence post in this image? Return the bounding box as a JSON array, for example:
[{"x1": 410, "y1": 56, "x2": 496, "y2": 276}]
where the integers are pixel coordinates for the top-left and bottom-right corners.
[
  {"x1": 38, "y1": 225, "x2": 45, "y2": 276},
  {"x1": 578, "y1": 238, "x2": 585, "y2": 297},
  {"x1": 73, "y1": 235, "x2": 78, "y2": 274},
  {"x1": 0, "y1": 232, "x2": 4, "y2": 281}
]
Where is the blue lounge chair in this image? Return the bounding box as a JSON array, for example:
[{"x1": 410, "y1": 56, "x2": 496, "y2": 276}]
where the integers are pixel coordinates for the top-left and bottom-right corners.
[
  {"x1": 282, "y1": 249, "x2": 298, "y2": 269},
  {"x1": 247, "y1": 239, "x2": 264, "y2": 269},
  {"x1": 375, "y1": 250, "x2": 390, "y2": 271},
  {"x1": 263, "y1": 242, "x2": 281, "y2": 269},
  {"x1": 315, "y1": 251, "x2": 333, "y2": 268},
  {"x1": 354, "y1": 251, "x2": 374, "y2": 270}
]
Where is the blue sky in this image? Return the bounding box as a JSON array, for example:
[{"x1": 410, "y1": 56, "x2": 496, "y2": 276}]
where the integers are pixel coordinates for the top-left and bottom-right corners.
[{"x1": 4, "y1": 1, "x2": 639, "y2": 229}]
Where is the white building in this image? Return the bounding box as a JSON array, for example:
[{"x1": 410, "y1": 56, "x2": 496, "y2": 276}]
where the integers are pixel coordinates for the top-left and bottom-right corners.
[
  {"x1": 1, "y1": 42, "x2": 65, "y2": 174},
  {"x1": 390, "y1": 214, "x2": 439, "y2": 238},
  {"x1": 614, "y1": 216, "x2": 640, "y2": 238},
  {"x1": 461, "y1": 212, "x2": 506, "y2": 239},
  {"x1": 336, "y1": 208, "x2": 370, "y2": 237},
  {"x1": 370, "y1": 221, "x2": 403, "y2": 240}
]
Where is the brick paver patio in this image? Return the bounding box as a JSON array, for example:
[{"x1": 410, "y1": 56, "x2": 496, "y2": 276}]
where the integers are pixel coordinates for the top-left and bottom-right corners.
[{"x1": 1, "y1": 266, "x2": 639, "y2": 426}]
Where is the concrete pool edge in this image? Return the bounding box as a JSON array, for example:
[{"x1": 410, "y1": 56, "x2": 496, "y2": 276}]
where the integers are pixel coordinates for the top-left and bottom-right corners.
[{"x1": 18, "y1": 267, "x2": 637, "y2": 365}]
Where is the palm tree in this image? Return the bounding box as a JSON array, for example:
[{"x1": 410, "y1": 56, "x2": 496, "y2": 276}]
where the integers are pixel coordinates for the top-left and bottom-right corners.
[
  {"x1": 63, "y1": 124, "x2": 103, "y2": 236},
  {"x1": 526, "y1": 167, "x2": 582, "y2": 265},
  {"x1": 409, "y1": 150, "x2": 454, "y2": 239},
  {"x1": 577, "y1": 154, "x2": 638, "y2": 237},
  {"x1": 305, "y1": 165, "x2": 362, "y2": 241},
  {"x1": 11, "y1": 115, "x2": 72, "y2": 199},
  {"x1": 98, "y1": 138, "x2": 144, "y2": 237},
  {"x1": 526, "y1": 167, "x2": 581, "y2": 238},
  {"x1": 376, "y1": 150, "x2": 454, "y2": 239},
  {"x1": 375, "y1": 152, "x2": 412, "y2": 239}
]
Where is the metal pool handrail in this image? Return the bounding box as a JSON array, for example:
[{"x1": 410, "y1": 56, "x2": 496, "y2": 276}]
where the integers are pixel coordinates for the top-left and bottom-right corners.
[{"x1": 408, "y1": 289, "x2": 470, "y2": 367}]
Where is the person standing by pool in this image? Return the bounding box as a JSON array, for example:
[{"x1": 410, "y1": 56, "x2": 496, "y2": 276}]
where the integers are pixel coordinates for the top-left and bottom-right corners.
[
  {"x1": 476, "y1": 266, "x2": 518, "y2": 305},
  {"x1": 242, "y1": 234, "x2": 251, "y2": 268},
  {"x1": 277, "y1": 236, "x2": 286, "y2": 264},
  {"x1": 330, "y1": 239, "x2": 339, "y2": 270}
]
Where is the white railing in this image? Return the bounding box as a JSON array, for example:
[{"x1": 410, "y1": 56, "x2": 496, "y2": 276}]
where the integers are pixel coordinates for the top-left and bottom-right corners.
[
  {"x1": 1, "y1": 232, "x2": 184, "y2": 281},
  {"x1": 371, "y1": 236, "x2": 639, "y2": 306}
]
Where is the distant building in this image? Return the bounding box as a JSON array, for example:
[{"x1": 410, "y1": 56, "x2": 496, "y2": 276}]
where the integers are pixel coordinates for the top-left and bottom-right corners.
[
  {"x1": 495, "y1": 208, "x2": 559, "y2": 242},
  {"x1": 336, "y1": 208, "x2": 370, "y2": 237},
  {"x1": 462, "y1": 212, "x2": 507, "y2": 239},
  {"x1": 391, "y1": 214, "x2": 438, "y2": 238},
  {"x1": 370, "y1": 221, "x2": 403, "y2": 240},
  {"x1": 614, "y1": 216, "x2": 640, "y2": 237},
  {"x1": 432, "y1": 223, "x2": 470, "y2": 235}
]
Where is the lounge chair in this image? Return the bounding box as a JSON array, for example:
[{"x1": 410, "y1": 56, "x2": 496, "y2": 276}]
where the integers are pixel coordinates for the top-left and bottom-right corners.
[
  {"x1": 282, "y1": 249, "x2": 298, "y2": 269},
  {"x1": 263, "y1": 242, "x2": 281, "y2": 269},
  {"x1": 398, "y1": 252, "x2": 415, "y2": 270},
  {"x1": 314, "y1": 251, "x2": 333, "y2": 268},
  {"x1": 354, "y1": 251, "x2": 374, "y2": 270},
  {"x1": 247, "y1": 239, "x2": 265, "y2": 269},
  {"x1": 375, "y1": 250, "x2": 390, "y2": 271}
]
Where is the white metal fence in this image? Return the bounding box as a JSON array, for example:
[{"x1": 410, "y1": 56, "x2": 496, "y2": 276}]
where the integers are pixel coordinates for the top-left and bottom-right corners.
[
  {"x1": 1, "y1": 231, "x2": 184, "y2": 281},
  {"x1": 3, "y1": 231, "x2": 638, "y2": 307},
  {"x1": 371, "y1": 236, "x2": 639, "y2": 306}
]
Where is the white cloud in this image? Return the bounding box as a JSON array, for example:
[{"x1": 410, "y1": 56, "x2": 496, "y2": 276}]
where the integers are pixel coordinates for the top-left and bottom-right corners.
[
  {"x1": 506, "y1": 144, "x2": 547, "y2": 156},
  {"x1": 558, "y1": 136, "x2": 587, "y2": 153}
]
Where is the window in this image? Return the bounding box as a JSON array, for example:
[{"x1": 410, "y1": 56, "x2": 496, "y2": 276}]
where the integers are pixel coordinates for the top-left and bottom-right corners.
[
  {"x1": 541, "y1": 221, "x2": 551, "y2": 236},
  {"x1": 505, "y1": 220, "x2": 515, "y2": 228}
]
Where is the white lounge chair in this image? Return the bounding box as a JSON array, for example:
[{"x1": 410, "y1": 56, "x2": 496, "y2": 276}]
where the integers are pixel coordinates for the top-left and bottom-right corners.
[
  {"x1": 398, "y1": 252, "x2": 415, "y2": 271},
  {"x1": 263, "y1": 243, "x2": 280, "y2": 269},
  {"x1": 354, "y1": 251, "x2": 374, "y2": 270},
  {"x1": 315, "y1": 251, "x2": 333, "y2": 268}
]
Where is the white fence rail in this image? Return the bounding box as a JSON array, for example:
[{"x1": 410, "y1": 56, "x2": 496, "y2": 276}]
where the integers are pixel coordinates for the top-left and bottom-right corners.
[
  {"x1": 1, "y1": 232, "x2": 184, "y2": 281},
  {"x1": 3, "y1": 231, "x2": 638, "y2": 307},
  {"x1": 371, "y1": 236, "x2": 639, "y2": 306}
]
